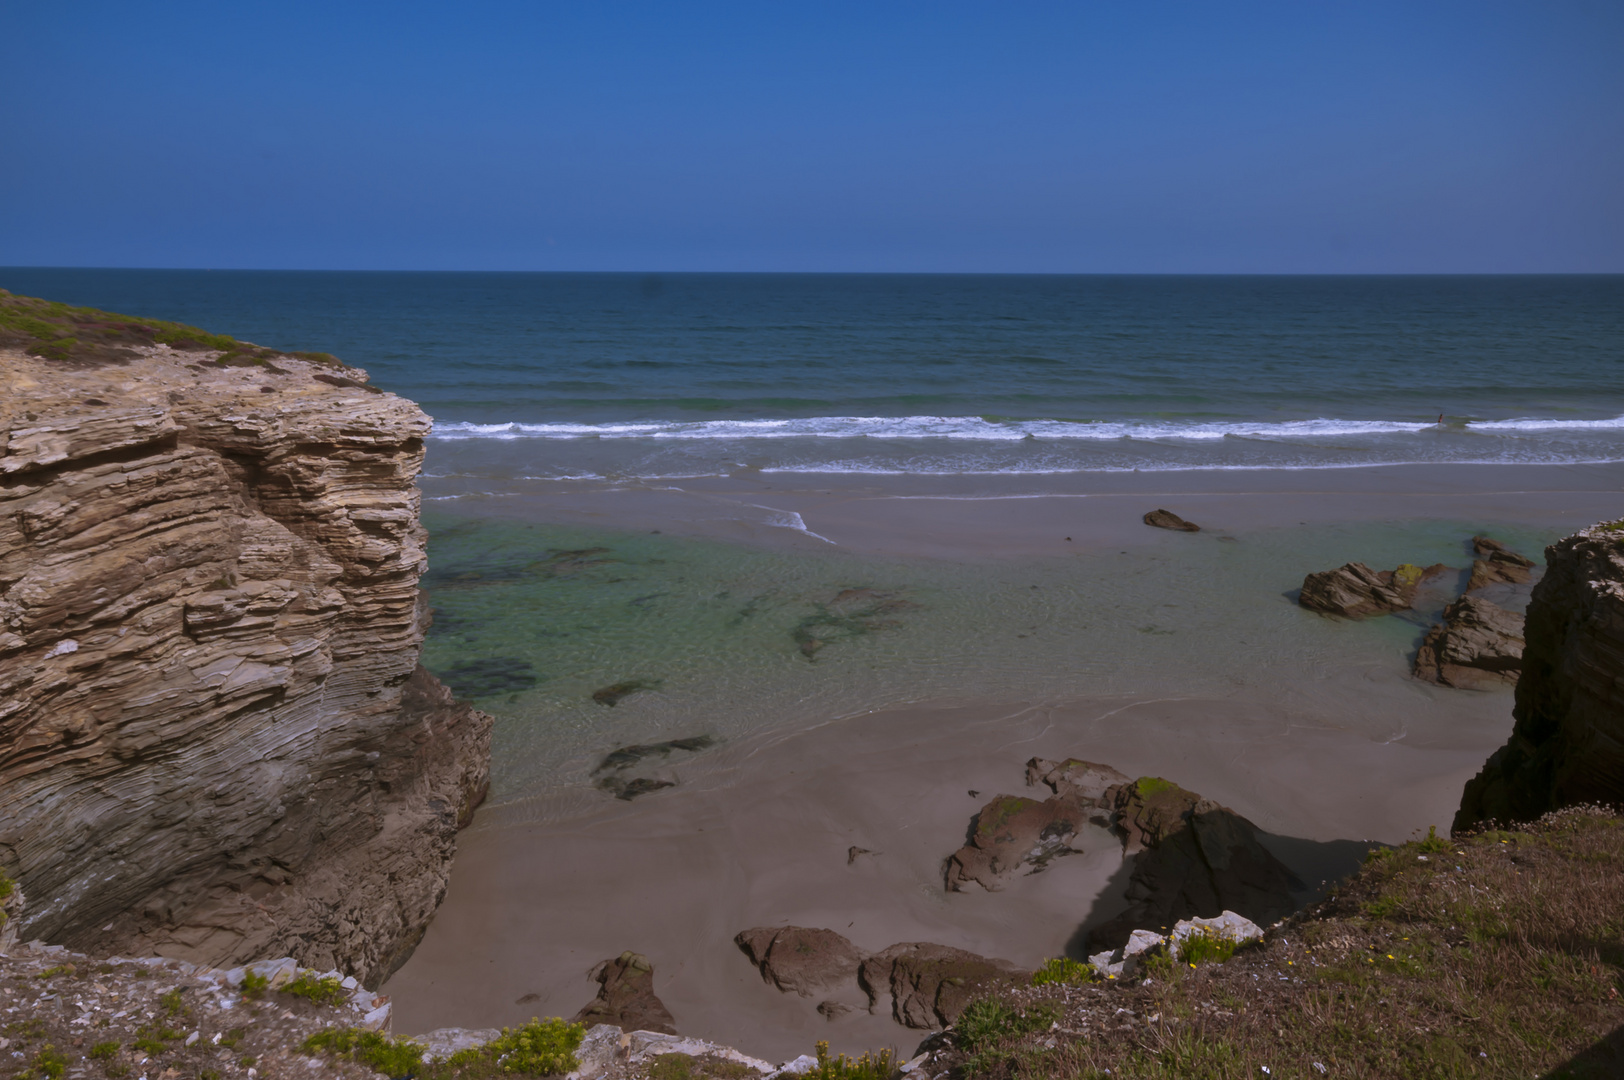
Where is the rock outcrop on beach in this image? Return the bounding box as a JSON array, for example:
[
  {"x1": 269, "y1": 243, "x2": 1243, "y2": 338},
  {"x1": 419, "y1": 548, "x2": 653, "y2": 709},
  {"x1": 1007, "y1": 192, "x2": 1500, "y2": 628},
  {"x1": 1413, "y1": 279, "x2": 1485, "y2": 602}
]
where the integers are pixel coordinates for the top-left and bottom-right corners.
[
  {"x1": 734, "y1": 926, "x2": 1025, "y2": 1029},
  {"x1": 0, "y1": 309, "x2": 491, "y2": 987},
  {"x1": 1143, "y1": 509, "x2": 1200, "y2": 532},
  {"x1": 1413, "y1": 595, "x2": 1525, "y2": 689},
  {"x1": 573, "y1": 951, "x2": 678, "y2": 1035},
  {"x1": 1467, "y1": 535, "x2": 1536, "y2": 592},
  {"x1": 944, "y1": 759, "x2": 1126, "y2": 891},
  {"x1": 1456, "y1": 522, "x2": 1624, "y2": 832},
  {"x1": 1297, "y1": 561, "x2": 1445, "y2": 618},
  {"x1": 1086, "y1": 776, "x2": 1301, "y2": 951}
]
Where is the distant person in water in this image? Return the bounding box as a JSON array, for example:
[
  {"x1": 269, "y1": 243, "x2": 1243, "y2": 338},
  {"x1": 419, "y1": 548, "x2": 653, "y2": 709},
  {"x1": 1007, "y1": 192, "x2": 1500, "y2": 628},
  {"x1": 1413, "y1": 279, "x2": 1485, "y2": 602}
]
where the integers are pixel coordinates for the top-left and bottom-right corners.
[{"x1": 1438, "y1": 413, "x2": 1444, "y2": 425}]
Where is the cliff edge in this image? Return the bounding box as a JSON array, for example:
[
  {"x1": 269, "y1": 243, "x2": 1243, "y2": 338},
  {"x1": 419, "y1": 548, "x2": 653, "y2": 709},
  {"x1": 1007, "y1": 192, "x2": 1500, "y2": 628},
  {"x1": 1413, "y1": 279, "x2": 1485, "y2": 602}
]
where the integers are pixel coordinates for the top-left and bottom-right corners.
[
  {"x1": 1455, "y1": 520, "x2": 1624, "y2": 832},
  {"x1": 0, "y1": 297, "x2": 491, "y2": 987}
]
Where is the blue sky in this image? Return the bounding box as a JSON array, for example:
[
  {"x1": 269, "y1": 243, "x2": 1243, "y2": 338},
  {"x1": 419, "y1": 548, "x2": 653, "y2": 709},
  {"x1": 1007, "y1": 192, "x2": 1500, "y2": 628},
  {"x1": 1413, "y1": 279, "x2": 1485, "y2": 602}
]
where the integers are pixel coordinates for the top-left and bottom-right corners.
[{"x1": 2, "y1": 1, "x2": 1620, "y2": 272}]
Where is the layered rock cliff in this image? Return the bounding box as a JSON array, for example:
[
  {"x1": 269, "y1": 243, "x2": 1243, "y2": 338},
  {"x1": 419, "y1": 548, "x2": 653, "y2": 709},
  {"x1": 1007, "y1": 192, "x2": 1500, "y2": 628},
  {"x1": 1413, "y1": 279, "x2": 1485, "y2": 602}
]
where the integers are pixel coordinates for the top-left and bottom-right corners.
[
  {"x1": 0, "y1": 328, "x2": 490, "y2": 986},
  {"x1": 1455, "y1": 521, "x2": 1624, "y2": 832}
]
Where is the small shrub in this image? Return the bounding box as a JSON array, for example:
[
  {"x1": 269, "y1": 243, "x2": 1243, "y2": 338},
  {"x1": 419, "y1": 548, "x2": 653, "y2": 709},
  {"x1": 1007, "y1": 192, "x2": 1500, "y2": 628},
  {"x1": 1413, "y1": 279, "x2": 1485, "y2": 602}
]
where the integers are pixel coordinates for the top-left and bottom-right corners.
[
  {"x1": 159, "y1": 987, "x2": 187, "y2": 1016},
  {"x1": 481, "y1": 1017, "x2": 586, "y2": 1075},
  {"x1": 809, "y1": 1040, "x2": 896, "y2": 1080},
  {"x1": 1177, "y1": 926, "x2": 1240, "y2": 965},
  {"x1": 17, "y1": 1045, "x2": 68, "y2": 1080},
  {"x1": 1030, "y1": 956, "x2": 1095, "y2": 986},
  {"x1": 283, "y1": 970, "x2": 348, "y2": 1006},
  {"x1": 302, "y1": 1028, "x2": 424, "y2": 1079},
  {"x1": 240, "y1": 970, "x2": 270, "y2": 999},
  {"x1": 219, "y1": 1029, "x2": 244, "y2": 1050},
  {"x1": 1415, "y1": 825, "x2": 1451, "y2": 854},
  {"x1": 90, "y1": 1042, "x2": 120, "y2": 1060},
  {"x1": 647, "y1": 1052, "x2": 762, "y2": 1080},
  {"x1": 36, "y1": 964, "x2": 75, "y2": 979}
]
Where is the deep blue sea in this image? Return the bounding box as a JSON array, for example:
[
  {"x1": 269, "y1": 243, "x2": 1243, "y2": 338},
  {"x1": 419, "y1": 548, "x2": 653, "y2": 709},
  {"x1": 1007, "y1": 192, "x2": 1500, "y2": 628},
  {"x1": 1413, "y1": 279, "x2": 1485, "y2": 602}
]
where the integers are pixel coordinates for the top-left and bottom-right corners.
[{"x1": 4, "y1": 269, "x2": 1621, "y2": 477}]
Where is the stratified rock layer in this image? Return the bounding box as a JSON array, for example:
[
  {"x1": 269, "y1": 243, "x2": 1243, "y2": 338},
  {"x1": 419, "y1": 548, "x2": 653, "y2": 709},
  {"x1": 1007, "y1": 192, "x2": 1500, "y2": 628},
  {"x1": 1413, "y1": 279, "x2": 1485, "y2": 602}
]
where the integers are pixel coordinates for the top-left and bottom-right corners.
[
  {"x1": 1456, "y1": 523, "x2": 1624, "y2": 831},
  {"x1": 1413, "y1": 595, "x2": 1525, "y2": 689},
  {"x1": 0, "y1": 344, "x2": 491, "y2": 986},
  {"x1": 1298, "y1": 561, "x2": 1440, "y2": 618}
]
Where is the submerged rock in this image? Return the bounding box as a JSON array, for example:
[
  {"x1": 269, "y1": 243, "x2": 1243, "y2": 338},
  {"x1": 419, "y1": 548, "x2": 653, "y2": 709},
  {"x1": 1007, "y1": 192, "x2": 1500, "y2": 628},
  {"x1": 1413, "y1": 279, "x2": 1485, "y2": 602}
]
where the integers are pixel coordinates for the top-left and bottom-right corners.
[
  {"x1": 592, "y1": 679, "x2": 661, "y2": 706},
  {"x1": 594, "y1": 776, "x2": 675, "y2": 801},
  {"x1": 1467, "y1": 535, "x2": 1536, "y2": 592},
  {"x1": 1143, "y1": 508, "x2": 1201, "y2": 532},
  {"x1": 594, "y1": 736, "x2": 717, "y2": 773},
  {"x1": 734, "y1": 926, "x2": 865, "y2": 997},
  {"x1": 1298, "y1": 561, "x2": 1446, "y2": 618},
  {"x1": 1413, "y1": 595, "x2": 1525, "y2": 689},
  {"x1": 573, "y1": 951, "x2": 677, "y2": 1035}
]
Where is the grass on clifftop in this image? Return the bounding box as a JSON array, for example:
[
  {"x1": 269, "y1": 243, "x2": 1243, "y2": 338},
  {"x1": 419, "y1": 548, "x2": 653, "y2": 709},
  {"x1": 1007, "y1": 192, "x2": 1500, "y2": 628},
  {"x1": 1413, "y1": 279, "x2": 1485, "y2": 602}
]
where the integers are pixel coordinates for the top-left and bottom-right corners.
[
  {"x1": 303, "y1": 1017, "x2": 585, "y2": 1079},
  {"x1": 938, "y1": 806, "x2": 1624, "y2": 1079},
  {"x1": 0, "y1": 288, "x2": 344, "y2": 369}
]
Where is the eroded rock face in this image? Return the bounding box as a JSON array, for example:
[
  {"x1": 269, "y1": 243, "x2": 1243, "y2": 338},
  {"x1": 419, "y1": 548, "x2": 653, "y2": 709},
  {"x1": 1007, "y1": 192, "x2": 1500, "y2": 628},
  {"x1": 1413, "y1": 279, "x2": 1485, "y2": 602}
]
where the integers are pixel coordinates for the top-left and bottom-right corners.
[
  {"x1": 0, "y1": 345, "x2": 491, "y2": 986},
  {"x1": 573, "y1": 952, "x2": 677, "y2": 1035},
  {"x1": 1300, "y1": 561, "x2": 1452, "y2": 618},
  {"x1": 1088, "y1": 777, "x2": 1300, "y2": 950},
  {"x1": 1467, "y1": 535, "x2": 1536, "y2": 592},
  {"x1": 1414, "y1": 595, "x2": 1525, "y2": 689},
  {"x1": 1456, "y1": 524, "x2": 1624, "y2": 832},
  {"x1": 858, "y1": 943, "x2": 1025, "y2": 1029},
  {"x1": 734, "y1": 926, "x2": 865, "y2": 997}
]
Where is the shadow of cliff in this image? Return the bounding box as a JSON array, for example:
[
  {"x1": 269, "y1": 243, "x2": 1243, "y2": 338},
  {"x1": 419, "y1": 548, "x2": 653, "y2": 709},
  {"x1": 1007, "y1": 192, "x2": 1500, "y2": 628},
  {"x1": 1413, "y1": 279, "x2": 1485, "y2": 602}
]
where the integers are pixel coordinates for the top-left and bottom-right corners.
[
  {"x1": 1540, "y1": 1023, "x2": 1624, "y2": 1079},
  {"x1": 1063, "y1": 829, "x2": 1373, "y2": 959}
]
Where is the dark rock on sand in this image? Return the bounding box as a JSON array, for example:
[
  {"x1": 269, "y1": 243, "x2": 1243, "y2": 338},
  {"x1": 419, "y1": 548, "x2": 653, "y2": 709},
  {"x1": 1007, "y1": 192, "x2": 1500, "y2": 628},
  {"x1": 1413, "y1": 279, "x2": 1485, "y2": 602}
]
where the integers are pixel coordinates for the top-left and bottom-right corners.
[
  {"x1": 734, "y1": 926, "x2": 865, "y2": 997},
  {"x1": 1026, "y1": 757, "x2": 1131, "y2": 802},
  {"x1": 1298, "y1": 561, "x2": 1447, "y2": 618},
  {"x1": 859, "y1": 943, "x2": 1026, "y2": 1029},
  {"x1": 1143, "y1": 509, "x2": 1200, "y2": 532},
  {"x1": 847, "y1": 846, "x2": 875, "y2": 865},
  {"x1": 573, "y1": 951, "x2": 677, "y2": 1034},
  {"x1": 944, "y1": 794, "x2": 1087, "y2": 891},
  {"x1": 1414, "y1": 595, "x2": 1525, "y2": 689},
  {"x1": 1456, "y1": 522, "x2": 1624, "y2": 832},
  {"x1": 1087, "y1": 776, "x2": 1301, "y2": 951},
  {"x1": 592, "y1": 679, "x2": 661, "y2": 706},
  {"x1": 1467, "y1": 535, "x2": 1537, "y2": 592}
]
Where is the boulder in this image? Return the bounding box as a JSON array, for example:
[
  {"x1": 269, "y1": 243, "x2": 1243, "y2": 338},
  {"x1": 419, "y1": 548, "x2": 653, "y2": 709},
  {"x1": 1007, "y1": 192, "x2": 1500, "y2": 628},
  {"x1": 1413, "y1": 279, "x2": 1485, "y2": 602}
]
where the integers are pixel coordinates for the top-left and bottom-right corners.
[
  {"x1": 1087, "y1": 777, "x2": 1300, "y2": 951},
  {"x1": 733, "y1": 926, "x2": 865, "y2": 998},
  {"x1": 573, "y1": 951, "x2": 677, "y2": 1035},
  {"x1": 858, "y1": 943, "x2": 1025, "y2": 1029},
  {"x1": 1025, "y1": 757, "x2": 1131, "y2": 803},
  {"x1": 1169, "y1": 910, "x2": 1264, "y2": 951},
  {"x1": 1413, "y1": 595, "x2": 1525, "y2": 689},
  {"x1": 1467, "y1": 535, "x2": 1536, "y2": 592},
  {"x1": 944, "y1": 793, "x2": 1088, "y2": 891},
  {"x1": 1298, "y1": 561, "x2": 1446, "y2": 618},
  {"x1": 1088, "y1": 927, "x2": 1167, "y2": 979},
  {"x1": 1143, "y1": 509, "x2": 1200, "y2": 532}
]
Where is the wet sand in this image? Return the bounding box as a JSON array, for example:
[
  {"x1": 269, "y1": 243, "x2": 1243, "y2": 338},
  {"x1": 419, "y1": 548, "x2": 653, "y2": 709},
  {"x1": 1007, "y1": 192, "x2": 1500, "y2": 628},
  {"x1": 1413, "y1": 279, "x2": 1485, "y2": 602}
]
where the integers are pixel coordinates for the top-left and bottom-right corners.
[{"x1": 387, "y1": 463, "x2": 1623, "y2": 1060}]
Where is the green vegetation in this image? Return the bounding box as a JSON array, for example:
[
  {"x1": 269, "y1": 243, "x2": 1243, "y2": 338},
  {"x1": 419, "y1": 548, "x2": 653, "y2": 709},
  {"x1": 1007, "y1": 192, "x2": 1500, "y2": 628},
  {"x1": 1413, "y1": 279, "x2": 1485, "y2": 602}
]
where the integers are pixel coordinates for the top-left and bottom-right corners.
[
  {"x1": 90, "y1": 1041, "x2": 121, "y2": 1060},
  {"x1": 807, "y1": 1041, "x2": 897, "y2": 1080},
  {"x1": 0, "y1": 288, "x2": 347, "y2": 368},
  {"x1": 645, "y1": 1052, "x2": 761, "y2": 1080},
  {"x1": 933, "y1": 806, "x2": 1624, "y2": 1079},
  {"x1": 1133, "y1": 776, "x2": 1179, "y2": 797},
  {"x1": 16, "y1": 1045, "x2": 67, "y2": 1080},
  {"x1": 0, "y1": 865, "x2": 13, "y2": 928},
  {"x1": 282, "y1": 970, "x2": 348, "y2": 1006},
  {"x1": 1030, "y1": 956, "x2": 1096, "y2": 986},
  {"x1": 304, "y1": 1018, "x2": 586, "y2": 1079},
  {"x1": 303, "y1": 1028, "x2": 426, "y2": 1079},
  {"x1": 239, "y1": 969, "x2": 270, "y2": 999},
  {"x1": 35, "y1": 964, "x2": 75, "y2": 979},
  {"x1": 159, "y1": 987, "x2": 187, "y2": 1016},
  {"x1": 1175, "y1": 927, "x2": 1240, "y2": 966}
]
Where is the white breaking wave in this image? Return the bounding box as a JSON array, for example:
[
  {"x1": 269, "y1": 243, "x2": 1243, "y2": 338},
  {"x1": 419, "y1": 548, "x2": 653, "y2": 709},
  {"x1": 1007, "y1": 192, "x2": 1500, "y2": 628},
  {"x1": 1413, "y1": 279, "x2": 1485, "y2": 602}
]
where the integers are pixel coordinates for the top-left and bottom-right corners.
[{"x1": 424, "y1": 414, "x2": 1624, "y2": 443}]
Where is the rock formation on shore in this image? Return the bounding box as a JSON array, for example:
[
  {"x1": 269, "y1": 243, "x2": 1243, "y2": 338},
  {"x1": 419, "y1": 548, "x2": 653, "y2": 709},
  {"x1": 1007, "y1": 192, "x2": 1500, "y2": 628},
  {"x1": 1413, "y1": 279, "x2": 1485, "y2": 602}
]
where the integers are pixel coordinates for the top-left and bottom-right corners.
[
  {"x1": 1297, "y1": 561, "x2": 1444, "y2": 618},
  {"x1": 1142, "y1": 508, "x2": 1200, "y2": 532},
  {"x1": 1413, "y1": 594, "x2": 1525, "y2": 689},
  {"x1": 0, "y1": 313, "x2": 492, "y2": 986},
  {"x1": 1456, "y1": 522, "x2": 1624, "y2": 831},
  {"x1": 944, "y1": 759, "x2": 1125, "y2": 891},
  {"x1": 573, "y1": 951, "x2": 678, "y2": 1035},
  {"x1": 1466, "y1": 534, "x2": 1536, "y2": 592}
]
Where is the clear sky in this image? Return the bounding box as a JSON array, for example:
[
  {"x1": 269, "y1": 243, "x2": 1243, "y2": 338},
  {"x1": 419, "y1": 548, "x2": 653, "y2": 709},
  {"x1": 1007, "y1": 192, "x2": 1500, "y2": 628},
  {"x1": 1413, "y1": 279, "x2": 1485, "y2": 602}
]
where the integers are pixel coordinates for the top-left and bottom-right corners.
[{"x1": 2, "y1": 1, "x2": 1620, "y2": 272}]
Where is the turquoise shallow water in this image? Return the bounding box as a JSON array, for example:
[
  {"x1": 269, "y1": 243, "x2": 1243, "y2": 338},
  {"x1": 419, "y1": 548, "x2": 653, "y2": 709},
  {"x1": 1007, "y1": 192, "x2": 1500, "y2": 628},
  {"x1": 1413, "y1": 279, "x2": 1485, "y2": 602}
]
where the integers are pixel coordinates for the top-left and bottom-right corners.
[{"x1": 419, "y1": 510, "x2": 1561, "y2": 813}]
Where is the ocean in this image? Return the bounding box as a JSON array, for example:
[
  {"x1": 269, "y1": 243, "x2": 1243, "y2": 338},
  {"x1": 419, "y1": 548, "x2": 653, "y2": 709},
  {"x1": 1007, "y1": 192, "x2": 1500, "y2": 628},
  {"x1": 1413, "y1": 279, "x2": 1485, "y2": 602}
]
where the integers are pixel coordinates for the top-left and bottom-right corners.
[
  {"x1": 3, "y1": 270, "x2": 1622, "y2": 479},
  {"x1": 5, "y1": 269, "x2": 1619, "y2": 816}
]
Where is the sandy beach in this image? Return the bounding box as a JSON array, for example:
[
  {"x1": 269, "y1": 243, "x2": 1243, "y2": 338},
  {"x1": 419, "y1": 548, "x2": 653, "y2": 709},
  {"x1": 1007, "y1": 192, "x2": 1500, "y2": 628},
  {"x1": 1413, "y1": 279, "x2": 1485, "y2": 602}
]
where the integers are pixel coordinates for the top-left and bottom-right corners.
[{"x1": 383, "y1": 462, "x2": 1622, "y2": 1059}]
